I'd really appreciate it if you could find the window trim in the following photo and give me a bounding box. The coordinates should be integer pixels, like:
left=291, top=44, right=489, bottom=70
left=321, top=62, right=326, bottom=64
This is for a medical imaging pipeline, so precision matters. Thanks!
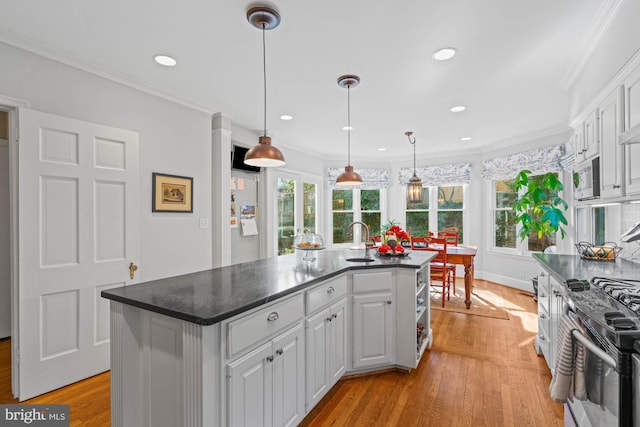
left=404, top=184, right=467, bottom=242
left=329, top=188, right=387, bottom=248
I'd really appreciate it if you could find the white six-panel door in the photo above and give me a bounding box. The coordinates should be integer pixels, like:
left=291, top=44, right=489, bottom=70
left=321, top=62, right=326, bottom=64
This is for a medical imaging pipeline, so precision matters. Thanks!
left=17, top=108, right=139, bottom=400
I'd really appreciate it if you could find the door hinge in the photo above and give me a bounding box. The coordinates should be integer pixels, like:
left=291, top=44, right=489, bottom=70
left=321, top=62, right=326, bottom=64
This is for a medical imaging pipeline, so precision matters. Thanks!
left=15, top=126, right=19, bottom=142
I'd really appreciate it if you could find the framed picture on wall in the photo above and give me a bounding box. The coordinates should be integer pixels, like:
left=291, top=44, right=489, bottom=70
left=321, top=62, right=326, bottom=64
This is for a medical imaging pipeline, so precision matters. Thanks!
left=152, top=173, right=193, bottom=212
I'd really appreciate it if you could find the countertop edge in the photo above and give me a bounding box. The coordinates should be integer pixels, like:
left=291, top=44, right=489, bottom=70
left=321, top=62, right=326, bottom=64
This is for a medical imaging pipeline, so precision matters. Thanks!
left=102, top=257, right=432, bottom=326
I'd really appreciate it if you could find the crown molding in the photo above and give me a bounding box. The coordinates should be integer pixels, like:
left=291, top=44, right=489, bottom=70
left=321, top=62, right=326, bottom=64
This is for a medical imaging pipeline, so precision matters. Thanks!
left=559, top=0, right=626, bottom=89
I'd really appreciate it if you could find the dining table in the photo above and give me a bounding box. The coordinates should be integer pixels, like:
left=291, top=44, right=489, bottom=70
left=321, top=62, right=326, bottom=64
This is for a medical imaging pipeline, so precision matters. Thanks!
left=441, top=245, right=478, bottom=309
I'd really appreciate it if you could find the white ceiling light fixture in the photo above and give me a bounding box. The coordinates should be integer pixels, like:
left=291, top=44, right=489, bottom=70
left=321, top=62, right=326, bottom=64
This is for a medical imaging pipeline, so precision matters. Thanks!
left=432, top=47, right=457, bottom=61
left=153, top=54, right=177, bottom=67
left=405, top=131, right=423, bottom=204
left=335, top=75, right=362, bottom=186
left=450, top=105, right=466, bottom=112
left=342, top=125, right=354, bottom=131
left=244, top=5, right=286, bottom=168
left=279, top=114, right=293, bottom=120
left=377, top=147, right=387, bottom=152
left=461, top=137, right=472, bottom=141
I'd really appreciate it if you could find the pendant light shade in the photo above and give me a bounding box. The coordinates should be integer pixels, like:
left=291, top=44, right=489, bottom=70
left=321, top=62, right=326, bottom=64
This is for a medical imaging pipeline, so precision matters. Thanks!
left=244, top=5, right=286, bottom=168
left=405, top=131, right=423, bottom=203
left=336, top=75, right=362, bottom=185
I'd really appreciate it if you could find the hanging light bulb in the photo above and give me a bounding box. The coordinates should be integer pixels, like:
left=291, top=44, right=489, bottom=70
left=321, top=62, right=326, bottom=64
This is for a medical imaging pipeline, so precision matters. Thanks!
left=336, top=75, right=362, bottom=185
left=406, top=131, right=423, bottom=203
left=244, top=5, right=286, bottom=167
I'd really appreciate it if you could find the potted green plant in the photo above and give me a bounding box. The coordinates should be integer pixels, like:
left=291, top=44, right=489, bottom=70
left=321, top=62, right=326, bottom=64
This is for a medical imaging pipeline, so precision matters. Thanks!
left=512, top=170, right=569, bottom=251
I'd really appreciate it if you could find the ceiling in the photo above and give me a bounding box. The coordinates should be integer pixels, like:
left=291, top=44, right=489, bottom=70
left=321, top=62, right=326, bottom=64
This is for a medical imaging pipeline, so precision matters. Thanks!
left=0, top=0, right=608, bottom=161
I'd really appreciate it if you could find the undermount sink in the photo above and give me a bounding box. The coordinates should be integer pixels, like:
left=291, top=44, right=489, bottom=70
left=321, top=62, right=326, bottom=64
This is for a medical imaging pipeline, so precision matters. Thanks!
left=345, top=257, right=375, bottom=262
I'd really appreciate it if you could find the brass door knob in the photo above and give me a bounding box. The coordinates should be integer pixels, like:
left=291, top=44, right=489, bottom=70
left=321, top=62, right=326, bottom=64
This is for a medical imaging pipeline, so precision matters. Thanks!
left=129, top=262, right=138, bottom=279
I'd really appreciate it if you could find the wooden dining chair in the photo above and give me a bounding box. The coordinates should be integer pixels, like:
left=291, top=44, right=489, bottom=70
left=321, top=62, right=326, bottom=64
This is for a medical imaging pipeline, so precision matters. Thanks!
left=411, top=236, right=455, bottom=307
left=438, top=228, right=459, bottom=286
left=410, top=235, right=430, bottom=250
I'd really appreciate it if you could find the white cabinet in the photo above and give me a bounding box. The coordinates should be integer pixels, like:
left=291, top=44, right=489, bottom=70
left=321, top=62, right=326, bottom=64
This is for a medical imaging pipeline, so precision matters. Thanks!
left=351, top=271, right=395, bottom=370
left=535, top=269, right=565, bottom=375
left=305, top=298, right=346, bottom=411
left=599, top=87, right=624, bottom=199
left=623, top=65, right=640, bottom=196
left=575, top=110, right=599, bottom=165
left=227, top=323, right=305, bottom=427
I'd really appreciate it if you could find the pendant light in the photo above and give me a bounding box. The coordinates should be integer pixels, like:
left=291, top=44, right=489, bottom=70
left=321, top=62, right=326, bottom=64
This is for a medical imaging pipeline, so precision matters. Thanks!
left=336, top=75, right=362, bottom=185
left=405, top=131, right=423, bottom=203
left=244, top=5, right=286, bottom=167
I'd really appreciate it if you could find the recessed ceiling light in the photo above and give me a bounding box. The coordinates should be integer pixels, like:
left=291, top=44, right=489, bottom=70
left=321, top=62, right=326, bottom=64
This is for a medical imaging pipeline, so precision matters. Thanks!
left=450, top=105, right=466, bottom=113
left=461, top=137, right=472, bottom=141
left=432, top=48, right=457, bottom=61
left=342, top=125, right=354, bottom=131
left=280, top=114, right=293, bottom=120
left=377, top=148, right=387, bottom=151
left=153, top=55, right=177, bottom=67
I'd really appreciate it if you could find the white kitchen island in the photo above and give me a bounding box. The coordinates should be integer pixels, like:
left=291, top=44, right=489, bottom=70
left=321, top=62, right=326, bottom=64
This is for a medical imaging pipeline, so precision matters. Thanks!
left=102, top=249, right=434, bottom=427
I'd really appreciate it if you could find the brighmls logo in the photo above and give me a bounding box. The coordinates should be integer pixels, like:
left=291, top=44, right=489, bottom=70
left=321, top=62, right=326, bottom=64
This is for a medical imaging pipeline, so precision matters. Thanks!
left=0, top=405, right=69, bottom=426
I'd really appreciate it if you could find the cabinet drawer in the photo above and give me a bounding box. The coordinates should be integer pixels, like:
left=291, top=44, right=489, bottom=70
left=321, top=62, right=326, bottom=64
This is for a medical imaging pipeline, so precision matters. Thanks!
left=306, top=275, right=347, bottom=314
left=352, top=271, right=393, bottom=293
left=227, top=294, right=304, bottom=358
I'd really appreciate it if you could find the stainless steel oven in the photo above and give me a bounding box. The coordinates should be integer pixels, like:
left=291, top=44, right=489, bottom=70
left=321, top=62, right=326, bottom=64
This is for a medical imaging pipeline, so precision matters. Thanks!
left=565, top=309, right=626, bottom=427
left=562, top=277, right=640, bottom=427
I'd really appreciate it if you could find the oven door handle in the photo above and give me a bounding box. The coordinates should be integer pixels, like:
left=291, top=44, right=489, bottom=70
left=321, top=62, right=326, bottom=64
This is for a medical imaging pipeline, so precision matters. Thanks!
left=571, top=330, right=617, bottom=369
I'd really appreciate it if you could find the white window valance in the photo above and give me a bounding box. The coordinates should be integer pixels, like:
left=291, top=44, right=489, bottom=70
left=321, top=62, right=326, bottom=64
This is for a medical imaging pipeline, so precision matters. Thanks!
left=327, top=168, right=390, bottom=189
left=481, top=145, right=564, bottom=181
left=398, top=163, right=471, bottom=187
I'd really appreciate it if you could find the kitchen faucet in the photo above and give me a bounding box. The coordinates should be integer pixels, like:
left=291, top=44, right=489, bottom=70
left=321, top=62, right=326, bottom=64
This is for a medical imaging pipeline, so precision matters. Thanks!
left=347, top=221, right=373, bottom=259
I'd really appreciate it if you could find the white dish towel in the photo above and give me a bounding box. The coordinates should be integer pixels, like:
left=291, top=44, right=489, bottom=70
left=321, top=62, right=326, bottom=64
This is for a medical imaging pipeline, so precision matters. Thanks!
left=549, top=315, right=586, bottom=402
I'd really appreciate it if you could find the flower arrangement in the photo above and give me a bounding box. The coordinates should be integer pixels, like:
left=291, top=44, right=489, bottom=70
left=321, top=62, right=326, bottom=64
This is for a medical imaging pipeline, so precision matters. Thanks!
left=378, top=220, right=409, bottom=255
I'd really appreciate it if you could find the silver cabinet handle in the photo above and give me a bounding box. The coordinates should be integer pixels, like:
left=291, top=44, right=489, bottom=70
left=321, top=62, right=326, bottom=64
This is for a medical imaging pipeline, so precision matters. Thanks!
left=539, top=313, right=547, bottom=320
left=332, top=313, right=338, bottom=319
left=266, top=355, right=274, bottom=362
left=539, top=272, right=546, bottom=276
left=267, top=312, right=279, bottom=321
left=326, top=317, right=332, bottom=322
left=327, top=286, right=335, bottom=294
left=386, top=300, right=392, bottom=305
left=275, top=348, right=283, bottom=356
left=539, top=335, right=546, bottom=341
left=613, top=185, right=621, bottom=189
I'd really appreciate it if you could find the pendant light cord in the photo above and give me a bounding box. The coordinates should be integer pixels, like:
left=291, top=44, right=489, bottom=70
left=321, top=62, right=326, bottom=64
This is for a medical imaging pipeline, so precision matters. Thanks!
left=413, top=137, right=416, bottom=174
left=347, top=84, right=351, bottom=165
left=262, top=23, right=267, bottom=138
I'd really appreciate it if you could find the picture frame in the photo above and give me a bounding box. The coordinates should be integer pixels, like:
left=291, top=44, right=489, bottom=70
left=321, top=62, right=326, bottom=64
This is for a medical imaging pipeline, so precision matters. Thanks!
left=152, top=172, right=193, bottom=213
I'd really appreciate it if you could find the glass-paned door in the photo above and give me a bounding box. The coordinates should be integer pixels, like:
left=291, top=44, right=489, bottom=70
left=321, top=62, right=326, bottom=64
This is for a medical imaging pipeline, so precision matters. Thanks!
left=276, top=173, right=321, bottom=256
left=277, top=177, right=296, bottom=255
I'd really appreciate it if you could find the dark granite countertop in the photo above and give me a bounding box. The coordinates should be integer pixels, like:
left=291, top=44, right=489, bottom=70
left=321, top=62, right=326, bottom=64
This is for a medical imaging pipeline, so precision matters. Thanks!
left=533, top=253, right=640, bottom=283
left=102, top=249, right=435, bottom=326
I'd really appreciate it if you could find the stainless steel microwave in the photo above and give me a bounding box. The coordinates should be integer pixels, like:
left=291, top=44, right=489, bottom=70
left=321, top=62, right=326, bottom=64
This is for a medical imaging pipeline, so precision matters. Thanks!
left=573, top=157, right=600, bottom=200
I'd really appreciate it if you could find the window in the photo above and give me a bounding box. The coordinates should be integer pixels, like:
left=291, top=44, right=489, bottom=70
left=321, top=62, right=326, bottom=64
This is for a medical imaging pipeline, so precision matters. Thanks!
left=405, top=191, right=429, bottom=236
left=405, top=185, right=465, bottom=241
left=277, top=177, right=296, bottom=255
left=360, top=189, right=381, bottom=239
left=494, top=179, right=517, bottom=249
left=593, top=207, right=605, bottom=245
left=491, top=173, right=561, bottom=253
left=437, top=185, right=464, bottom=242
left=332, top=189, right=353, bottom=244
left=331, top=188, right=384, bottom=245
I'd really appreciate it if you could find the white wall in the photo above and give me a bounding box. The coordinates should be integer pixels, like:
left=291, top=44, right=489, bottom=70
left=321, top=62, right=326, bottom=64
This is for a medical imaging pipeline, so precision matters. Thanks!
left=0, top=42, right=213, bottom=282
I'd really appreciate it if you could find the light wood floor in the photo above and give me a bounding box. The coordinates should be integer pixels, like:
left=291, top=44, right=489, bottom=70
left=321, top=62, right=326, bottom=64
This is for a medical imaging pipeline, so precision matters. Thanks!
left=0, top=279, right=563, bottom=426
